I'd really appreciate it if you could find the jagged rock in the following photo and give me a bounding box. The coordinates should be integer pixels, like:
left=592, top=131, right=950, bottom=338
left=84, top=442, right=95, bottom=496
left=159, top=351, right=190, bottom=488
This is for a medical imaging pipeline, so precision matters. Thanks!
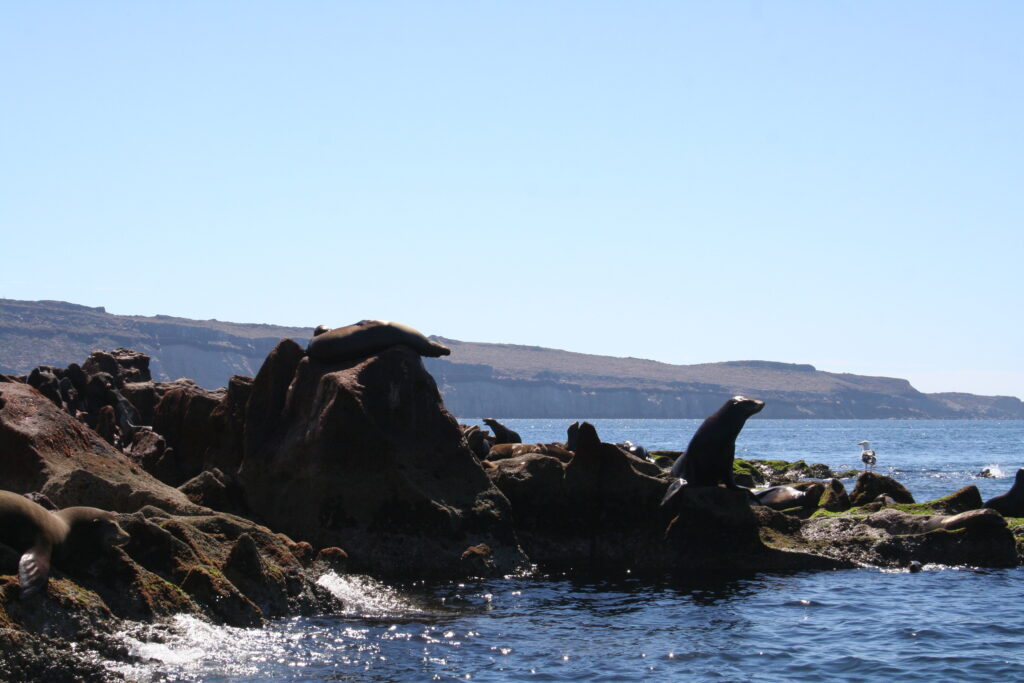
left=26, top=366, right=63, bottom=408
left=238, top=344, right=527, bottom=579
left=243, top=339, right=304, bottom=463
left=121, top=380, right=161, bottom=426
left=82, top=348, right=151, bottom=387
left=178, top=468, right=248, bottom=514
left=152, top=384, right=226, bottom=486
left=206, top=375, right=251, bottom=473
left=849, top=471, right=915, bottom=507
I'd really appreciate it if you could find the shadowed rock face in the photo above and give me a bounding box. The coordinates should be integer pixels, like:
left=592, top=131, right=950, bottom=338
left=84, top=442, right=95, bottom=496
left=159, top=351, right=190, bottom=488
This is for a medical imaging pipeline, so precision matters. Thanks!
left=238, top=342, right=526, bottom=578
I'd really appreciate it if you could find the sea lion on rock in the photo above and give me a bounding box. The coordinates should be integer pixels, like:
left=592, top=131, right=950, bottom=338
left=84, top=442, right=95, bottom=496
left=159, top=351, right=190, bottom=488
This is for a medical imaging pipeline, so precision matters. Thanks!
left=752, top=485, right=807, bottom=510
left=306, top=320, right=450, bottom=363
left=984, top=468, right=1024, bottom=517
left=0, top=490, right=130, bottom=598
left=565, top=421, right=580, bottom=452
left=482, top=418, right=522, bottom=444
left=672, top=396, right=764, bottom=487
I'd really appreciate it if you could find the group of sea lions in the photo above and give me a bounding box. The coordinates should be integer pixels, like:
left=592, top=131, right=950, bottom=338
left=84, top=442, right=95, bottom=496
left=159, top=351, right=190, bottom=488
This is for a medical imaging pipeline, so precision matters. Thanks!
left=6, top=320, right=1024, bottom=602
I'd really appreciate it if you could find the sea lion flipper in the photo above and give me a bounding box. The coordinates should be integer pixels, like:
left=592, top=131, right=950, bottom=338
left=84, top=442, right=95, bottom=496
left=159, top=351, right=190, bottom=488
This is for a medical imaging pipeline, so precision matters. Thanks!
left=18, top=543, right=52, bottom=599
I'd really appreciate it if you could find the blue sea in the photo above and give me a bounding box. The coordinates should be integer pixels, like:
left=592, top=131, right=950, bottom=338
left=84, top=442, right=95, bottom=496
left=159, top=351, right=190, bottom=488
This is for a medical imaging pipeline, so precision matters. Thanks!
left=106, top=420, right=1024, bottom=682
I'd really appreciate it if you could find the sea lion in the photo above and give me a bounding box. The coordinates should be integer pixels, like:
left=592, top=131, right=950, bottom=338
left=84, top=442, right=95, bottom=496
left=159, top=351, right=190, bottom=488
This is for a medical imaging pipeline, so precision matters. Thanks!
left=0, top=491, right=130, bottom=598
left=486, top=442, right=574, bottom=463
left=984, top=468, right=1024, bottom=517
left=671, top=396, right=765, bottom=488
left=662, top=396, right=764, bottom=506
left=565, top=421, right=580, bottom=452
left=752, top=485, right=807, bottom=509
left=461, top=425, right=493, bottom=459
left=482, top=418, right=521, bottom=444
left=306, top=320, right=450, bottom=363
left=616, top=441, right=651, bottom=461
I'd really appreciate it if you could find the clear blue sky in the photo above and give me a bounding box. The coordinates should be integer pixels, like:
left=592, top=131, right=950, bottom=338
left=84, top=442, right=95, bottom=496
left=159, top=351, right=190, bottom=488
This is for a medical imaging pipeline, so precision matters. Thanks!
left=2, top=2, right=1022, bottom=399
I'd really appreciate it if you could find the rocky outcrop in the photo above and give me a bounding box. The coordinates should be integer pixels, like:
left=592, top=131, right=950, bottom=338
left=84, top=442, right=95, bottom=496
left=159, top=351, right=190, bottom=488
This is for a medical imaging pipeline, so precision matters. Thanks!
left=0, top=376, right=346, bottom=679
left=800, top=507, right=1017, bottom=568
left=238, top=342, right=527, bottom=578
left=0, top=381, right=200, bottom=514
left=486, top=422, right=847, bottom=573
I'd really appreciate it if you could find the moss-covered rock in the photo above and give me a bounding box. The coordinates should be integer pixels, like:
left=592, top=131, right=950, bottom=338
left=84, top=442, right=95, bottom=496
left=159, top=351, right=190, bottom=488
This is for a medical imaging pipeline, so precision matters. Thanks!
left=817, top=478, right=851, bottom=512
left=849, top=472, right=915, bottom=507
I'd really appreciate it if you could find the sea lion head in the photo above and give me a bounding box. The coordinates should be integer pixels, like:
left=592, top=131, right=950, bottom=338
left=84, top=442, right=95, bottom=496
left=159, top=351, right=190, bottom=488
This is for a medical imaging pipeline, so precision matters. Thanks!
left=729, top=396, right=765, bottom=417
left=313, top=325, right=331, bottom=337
left=57, top=507, right=130, bottom=551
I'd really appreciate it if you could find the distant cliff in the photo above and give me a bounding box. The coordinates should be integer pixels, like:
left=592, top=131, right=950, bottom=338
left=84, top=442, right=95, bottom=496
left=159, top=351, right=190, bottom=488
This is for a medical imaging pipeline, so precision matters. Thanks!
left=2, top=298, right=1022, bottom=419
left=0, top=299, right=311, bottom=390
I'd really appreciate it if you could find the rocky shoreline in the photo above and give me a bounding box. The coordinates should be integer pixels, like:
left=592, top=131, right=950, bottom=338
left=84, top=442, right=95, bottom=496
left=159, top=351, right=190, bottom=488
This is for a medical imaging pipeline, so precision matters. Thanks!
left=2, top=341, right=1022, bottom=681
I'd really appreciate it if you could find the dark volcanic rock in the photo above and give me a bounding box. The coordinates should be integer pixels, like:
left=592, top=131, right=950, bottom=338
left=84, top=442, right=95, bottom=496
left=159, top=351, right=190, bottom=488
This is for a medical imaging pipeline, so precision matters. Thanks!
left=923, top=486, right=984, bottom=515
left=0, top=382, right=200, bottom=514
left=486, top=422, right=845, bottom=573
left=849, top=472, right=915, bottom=507
left=178, top=468, right=248, bottom=514
left=152, top=384, right=226, bottom=486
left=83, top=348, right=152, bottom=386
left=238, top=344, right=527, bottom=578
left=801, top=506, right=1017, bottom=568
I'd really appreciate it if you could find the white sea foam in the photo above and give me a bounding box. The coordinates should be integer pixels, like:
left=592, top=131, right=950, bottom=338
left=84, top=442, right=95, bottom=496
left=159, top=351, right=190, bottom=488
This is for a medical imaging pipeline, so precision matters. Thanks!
left=103, top=615, right=298, bottom=681
left=979, top=464, right=1008, bottom=478
left=316, top=571, right=429, bottom=619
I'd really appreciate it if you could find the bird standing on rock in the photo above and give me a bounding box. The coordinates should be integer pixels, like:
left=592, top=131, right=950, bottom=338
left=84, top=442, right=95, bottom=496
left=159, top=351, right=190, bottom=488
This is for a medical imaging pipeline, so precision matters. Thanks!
left=858, top=441, right=877, bottom=471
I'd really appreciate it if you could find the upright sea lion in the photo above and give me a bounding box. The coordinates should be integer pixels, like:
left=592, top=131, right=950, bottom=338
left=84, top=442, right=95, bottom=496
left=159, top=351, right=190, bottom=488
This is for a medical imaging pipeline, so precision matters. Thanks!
left=306, top=320, right=451, bottom=363
left=671, top=396, right=764, bottom=488
left=984, top=468, right=1024, bottom=517
left=0, top=491, right=130, bottom=598
left=565, top=421, right=580, bottom=452
left=662, top=396, right=765, bottom=507
left=482, top=418, right=521, bottom=444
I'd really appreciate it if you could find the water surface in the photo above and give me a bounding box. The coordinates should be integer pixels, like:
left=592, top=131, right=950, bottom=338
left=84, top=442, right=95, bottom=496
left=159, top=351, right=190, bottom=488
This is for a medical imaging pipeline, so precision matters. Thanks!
left=105, top=420, right=1024, bottom=682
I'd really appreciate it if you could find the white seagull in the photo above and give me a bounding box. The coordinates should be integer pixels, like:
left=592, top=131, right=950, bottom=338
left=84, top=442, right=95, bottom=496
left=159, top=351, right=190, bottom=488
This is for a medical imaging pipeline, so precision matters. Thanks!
left=858, top=441, right=877, bottom=471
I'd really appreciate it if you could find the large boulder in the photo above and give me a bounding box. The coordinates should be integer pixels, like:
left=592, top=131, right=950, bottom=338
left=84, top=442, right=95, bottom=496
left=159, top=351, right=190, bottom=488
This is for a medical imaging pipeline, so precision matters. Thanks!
left=0, top=382, right=201, bottom=514
left=238, top=343, right=527, bottom=578
left=849, top=471, right=915, bottom=507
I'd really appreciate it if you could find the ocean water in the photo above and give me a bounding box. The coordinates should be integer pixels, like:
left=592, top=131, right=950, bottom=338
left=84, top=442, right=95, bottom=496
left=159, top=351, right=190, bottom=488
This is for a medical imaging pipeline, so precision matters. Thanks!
left=104, top=420, right=1024, bottom=682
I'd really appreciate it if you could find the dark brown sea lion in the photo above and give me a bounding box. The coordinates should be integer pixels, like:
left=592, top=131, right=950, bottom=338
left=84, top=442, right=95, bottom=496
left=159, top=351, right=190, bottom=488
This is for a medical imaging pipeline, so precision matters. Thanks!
left=984, top=468, right=1024, bottom=517
left=306, top=320, right=450, bottom=363
left=486, top=442, right=574, bottom=463
left=752, top=485, right=807, bottom=509
left=662, top=396, right=765, bottom=506
left=565, top=421, right=580, bottom=452
left=482, top=418, right=521, bottom=444
left=0, top=490, right=130, bottom=598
